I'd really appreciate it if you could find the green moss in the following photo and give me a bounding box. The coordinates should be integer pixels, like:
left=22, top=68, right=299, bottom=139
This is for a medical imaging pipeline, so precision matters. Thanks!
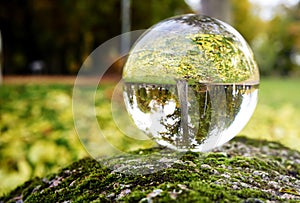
left=1, top=136, right=300, bottom=202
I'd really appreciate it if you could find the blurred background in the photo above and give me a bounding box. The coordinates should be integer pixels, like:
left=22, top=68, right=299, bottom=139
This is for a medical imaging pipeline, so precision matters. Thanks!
left=0, top=0, right=300, bottom=195
left=1, top=0, right=300, bottom=76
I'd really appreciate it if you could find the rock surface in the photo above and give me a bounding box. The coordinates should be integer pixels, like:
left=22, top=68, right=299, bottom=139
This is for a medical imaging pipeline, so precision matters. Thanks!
left=1, top=136, right=300, bottom=202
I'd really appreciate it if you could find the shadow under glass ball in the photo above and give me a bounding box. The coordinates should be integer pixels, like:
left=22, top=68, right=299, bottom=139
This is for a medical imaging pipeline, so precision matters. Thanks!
left=122, top=14, right=259, bottom=152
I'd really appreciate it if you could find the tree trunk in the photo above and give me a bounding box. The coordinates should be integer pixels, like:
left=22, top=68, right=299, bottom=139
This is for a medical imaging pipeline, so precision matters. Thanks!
left=200, top=0, right=232, bottom=23
left=0, top=31, right=2, bottom=85
left=185, top=0, right=232, bottom=23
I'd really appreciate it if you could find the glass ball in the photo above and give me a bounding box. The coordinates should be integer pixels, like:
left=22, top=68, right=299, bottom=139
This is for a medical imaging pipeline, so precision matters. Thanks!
left=122, top=14, right=259, bottom=152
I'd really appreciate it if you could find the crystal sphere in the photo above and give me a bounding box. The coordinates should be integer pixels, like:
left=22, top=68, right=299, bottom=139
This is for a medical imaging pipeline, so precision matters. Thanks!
left=122, top=14, right=259, bottom=152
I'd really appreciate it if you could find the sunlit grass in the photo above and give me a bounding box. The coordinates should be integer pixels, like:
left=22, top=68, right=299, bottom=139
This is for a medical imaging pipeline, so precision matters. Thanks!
left=240, top=77, right=300, bottom=151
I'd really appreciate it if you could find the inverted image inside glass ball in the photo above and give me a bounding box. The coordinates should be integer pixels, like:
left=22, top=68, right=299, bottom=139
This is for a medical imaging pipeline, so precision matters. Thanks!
left=122, top=14, right=259, bottom=152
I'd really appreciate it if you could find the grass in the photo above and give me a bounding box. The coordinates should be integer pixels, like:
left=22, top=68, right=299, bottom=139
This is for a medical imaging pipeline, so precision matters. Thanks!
left=0, top=77, right=299, bottom=195
left=259, top=78, right=300, bottom=108
left=240, top=77, right=300, bottom=150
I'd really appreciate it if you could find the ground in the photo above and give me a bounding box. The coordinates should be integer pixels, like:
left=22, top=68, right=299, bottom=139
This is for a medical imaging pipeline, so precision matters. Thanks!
left=0, top=136, right=299, bottom=203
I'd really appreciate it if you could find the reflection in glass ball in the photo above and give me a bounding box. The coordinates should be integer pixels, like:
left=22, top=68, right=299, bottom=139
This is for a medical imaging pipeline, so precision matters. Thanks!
left=122, top=14, right=259, bottom=152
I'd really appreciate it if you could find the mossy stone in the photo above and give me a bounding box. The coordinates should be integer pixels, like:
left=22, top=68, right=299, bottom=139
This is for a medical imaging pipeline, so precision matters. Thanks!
left=1, top=136, right=300, bottom=202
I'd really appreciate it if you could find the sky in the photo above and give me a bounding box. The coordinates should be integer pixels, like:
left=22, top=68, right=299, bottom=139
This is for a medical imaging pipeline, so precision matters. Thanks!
left=249, top=0, right=299, bottom=21
left=185, top=0, right=299, bottom=21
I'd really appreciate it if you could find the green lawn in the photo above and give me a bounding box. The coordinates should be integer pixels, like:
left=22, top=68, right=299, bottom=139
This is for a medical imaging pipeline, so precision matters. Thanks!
left=0, top=77, right=299, bottom=195
left=240, top=78, right=300, bottom=151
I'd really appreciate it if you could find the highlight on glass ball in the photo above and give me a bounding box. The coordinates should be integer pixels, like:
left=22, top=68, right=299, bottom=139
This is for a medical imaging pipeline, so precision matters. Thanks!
left=122, top=14, right=259, bottom=152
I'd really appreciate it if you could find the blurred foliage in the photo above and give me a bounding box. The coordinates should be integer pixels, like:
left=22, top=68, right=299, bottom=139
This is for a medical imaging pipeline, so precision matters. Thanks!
left=232, top=0, right=300, bottom=76
left=0, top=85, right=85, bottom=194
left=1, top=0, right=300, bottom=76
left=0, top=0, right=190, bottom=74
